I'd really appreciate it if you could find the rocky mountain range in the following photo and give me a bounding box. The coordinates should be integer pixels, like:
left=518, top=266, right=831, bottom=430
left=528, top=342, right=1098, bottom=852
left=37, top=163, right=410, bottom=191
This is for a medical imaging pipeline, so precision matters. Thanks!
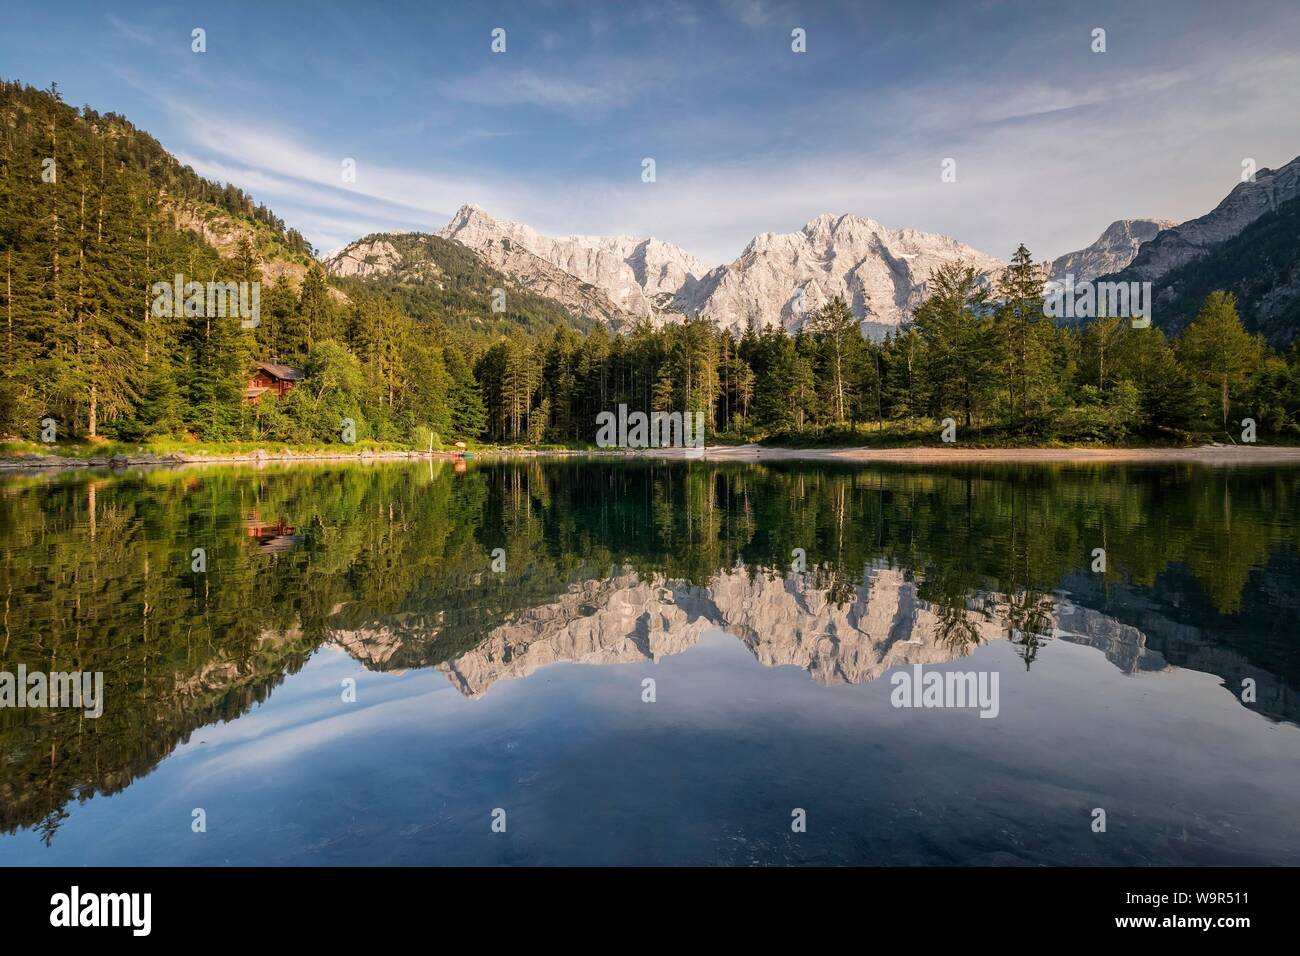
left=324, top=151, right=1300, bottom=342
left=1085, top=154, right=1300, bottom=345
left=330, top=205, right=1008, bottom=338
left=323, top=565, right=1149, bottom=695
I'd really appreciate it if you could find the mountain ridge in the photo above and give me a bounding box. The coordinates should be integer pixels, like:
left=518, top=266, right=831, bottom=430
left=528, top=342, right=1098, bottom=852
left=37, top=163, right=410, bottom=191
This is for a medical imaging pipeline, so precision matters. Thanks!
left=329, top=153, right=1300, bottom=343
left=682, top=212, right=1005, bottom=337
left=1048, top=218, right=1177, bottom=284
left=1120, top=156, right=1300, bottom=283
left=1119, top=194, right=1300, bottom=345
left=415, top=204, right=1007, bottom=337
left=436, top=203, right=706, bottom=325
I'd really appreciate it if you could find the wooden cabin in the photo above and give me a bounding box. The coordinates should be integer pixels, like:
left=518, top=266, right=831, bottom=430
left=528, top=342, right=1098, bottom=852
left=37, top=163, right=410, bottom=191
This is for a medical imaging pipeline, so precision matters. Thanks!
left=245, top=362, right=305, bottom=403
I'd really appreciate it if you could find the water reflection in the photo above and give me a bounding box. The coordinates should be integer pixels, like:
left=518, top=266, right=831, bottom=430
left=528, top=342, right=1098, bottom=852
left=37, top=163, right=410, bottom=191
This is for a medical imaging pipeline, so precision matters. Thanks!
left=420, top=567, right=1091, bottom=696
left=0, top=458, right=1297, bottom=847
left=246, top=513, right=303, bottom=554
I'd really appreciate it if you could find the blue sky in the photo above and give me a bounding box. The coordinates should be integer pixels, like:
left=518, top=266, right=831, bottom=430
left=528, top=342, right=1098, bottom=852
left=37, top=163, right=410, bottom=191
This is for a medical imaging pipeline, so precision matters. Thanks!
left=2, top=0, right=1298, bottom=264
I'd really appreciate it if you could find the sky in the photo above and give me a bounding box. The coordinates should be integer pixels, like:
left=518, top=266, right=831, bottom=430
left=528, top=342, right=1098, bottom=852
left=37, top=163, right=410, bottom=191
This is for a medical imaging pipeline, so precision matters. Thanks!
left=2, top=0, right=1298, bottom=265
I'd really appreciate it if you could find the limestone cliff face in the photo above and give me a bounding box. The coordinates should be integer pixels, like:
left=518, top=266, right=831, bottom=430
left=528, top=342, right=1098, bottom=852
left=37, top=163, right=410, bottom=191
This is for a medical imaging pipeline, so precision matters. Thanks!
left=703, top=566, right=989, bottom=683
left=431, top=205, right=1002, bottom=337
left=435, top=574, right=714, bottom=697
left=326, top=620, right=426, bottom=672
left=172, top=206, right=348, bottom=302
left=460, top=228, right=632, bottom=325
left=1048, top=219, right=1176, bottom=284
left=436, top=204, right=705, bottom=325
left=681, top=214, right=1004, bottom=338
left=1052, top=600, right=1167, bottom=674
left=322, top=237, right=405, bottom=279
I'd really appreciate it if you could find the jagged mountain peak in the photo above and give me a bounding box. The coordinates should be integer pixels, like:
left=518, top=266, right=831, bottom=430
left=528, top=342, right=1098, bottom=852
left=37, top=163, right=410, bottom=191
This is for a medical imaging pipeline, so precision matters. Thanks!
left=1099, top=217, right=1177, bottom=239
left=687, top=213, right=1003, bottom=337
left=325, top=194, right=1025, bottom=337
left=1049, top=218, right=1177, bottom=283
left=430, top=205, right=1007, bottom=336
left=448, top=200, right=488, bottom=218
left=439, top=203, right=534, bottom=245
left=802, top=211, right=885, bottom=234
left=437, top=204, right=707, bottom=324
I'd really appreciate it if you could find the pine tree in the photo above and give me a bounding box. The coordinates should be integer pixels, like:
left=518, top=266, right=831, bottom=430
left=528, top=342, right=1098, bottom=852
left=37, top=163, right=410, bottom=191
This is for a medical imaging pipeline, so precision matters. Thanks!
left=996, top=244, right=1054, bottom=430
left=808, top=296, right=859, bottom=422
left=129, top=355, right=182, bottom=438
left=296, top=264, right=334, bottom=353
left=914, top=261, right=997, bottom=430
left=446, top=344, right=486, bottom=439
left=233, top=235, right=259, bottom=284
left=1178, top=291, right=1263, bottom=429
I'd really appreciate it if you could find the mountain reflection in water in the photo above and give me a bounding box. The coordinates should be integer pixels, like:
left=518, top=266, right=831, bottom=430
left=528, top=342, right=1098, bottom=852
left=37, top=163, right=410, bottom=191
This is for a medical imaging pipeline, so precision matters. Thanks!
left=0, top=458, right=1297, bottom=863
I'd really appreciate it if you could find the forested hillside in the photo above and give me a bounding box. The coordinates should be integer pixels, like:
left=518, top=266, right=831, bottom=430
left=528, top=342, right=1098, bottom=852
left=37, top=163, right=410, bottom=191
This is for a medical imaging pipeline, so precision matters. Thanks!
left=330, top=231, right=595, bottom=336
left=0, top=80, right=488, bottom=445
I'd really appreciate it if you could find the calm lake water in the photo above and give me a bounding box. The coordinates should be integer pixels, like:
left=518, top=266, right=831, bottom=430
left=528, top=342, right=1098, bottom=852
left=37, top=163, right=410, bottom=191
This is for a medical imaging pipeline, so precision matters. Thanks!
left=1, top=458, right=1298, bottom=866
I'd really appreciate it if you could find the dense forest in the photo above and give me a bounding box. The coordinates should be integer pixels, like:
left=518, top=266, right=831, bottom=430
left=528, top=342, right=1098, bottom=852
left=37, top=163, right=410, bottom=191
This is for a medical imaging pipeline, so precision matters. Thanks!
left=4, top=80, right=1300, bottom=449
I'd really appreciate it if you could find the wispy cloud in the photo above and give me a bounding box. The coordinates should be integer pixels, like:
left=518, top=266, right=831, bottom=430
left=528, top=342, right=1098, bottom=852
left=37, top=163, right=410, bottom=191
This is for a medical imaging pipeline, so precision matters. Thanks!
left=436, top=53, right=672, bottom=116
left=104, top=14, right=156, bottom=47
left=439, top=70, right=623, bottom=111
left=47, top=0, right=1298, bottom=266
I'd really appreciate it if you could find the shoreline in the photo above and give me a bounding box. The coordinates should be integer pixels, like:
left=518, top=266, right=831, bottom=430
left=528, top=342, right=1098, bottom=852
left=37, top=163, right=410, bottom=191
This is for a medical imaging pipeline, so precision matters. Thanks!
left=0, top=448, right=446, bottom=471
left=4, top=442, right=1300, bottom=471
left=0, top=445, right=623, bottom=472
left=678, top=443, right=1300, bottom=465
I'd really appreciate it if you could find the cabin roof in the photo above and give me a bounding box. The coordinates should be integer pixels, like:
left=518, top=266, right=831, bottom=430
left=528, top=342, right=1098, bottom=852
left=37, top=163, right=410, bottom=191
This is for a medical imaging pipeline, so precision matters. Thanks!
left=256, top=362, right=306, bottom=382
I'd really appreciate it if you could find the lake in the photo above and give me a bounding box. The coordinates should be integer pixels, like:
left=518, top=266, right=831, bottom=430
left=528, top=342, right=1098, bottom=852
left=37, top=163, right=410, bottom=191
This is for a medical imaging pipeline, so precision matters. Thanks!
left=1, top=458, right=1298, bottom=865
